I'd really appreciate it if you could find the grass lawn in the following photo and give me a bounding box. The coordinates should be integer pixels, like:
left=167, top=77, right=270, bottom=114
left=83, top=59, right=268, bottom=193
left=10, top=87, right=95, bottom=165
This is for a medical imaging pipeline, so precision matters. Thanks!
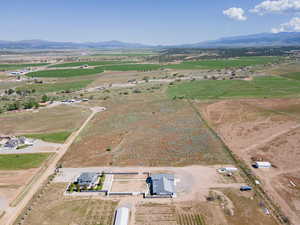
left=48, top=61, right=131, bottom=68
left=0, top=63, right=49, bottom=71
left=164, top=56, right=281, bottom=70
left=26, top=67, right=103, bottom=78
left=16, top=80, right=92, bottom=94
left=100, top=64, right=161, bottom=71
left=167, top=76, right=300, bottom=99
left=24, top=131, right=72, bottom=143
left=0, top=153, right=50, bottom=170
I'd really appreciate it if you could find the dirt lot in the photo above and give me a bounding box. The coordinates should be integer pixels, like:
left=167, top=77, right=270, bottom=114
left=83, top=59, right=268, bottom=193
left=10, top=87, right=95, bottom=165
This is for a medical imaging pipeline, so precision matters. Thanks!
left=0, top=105, right=91, bottom=135
left=60, top=95, right=232, bottom=167
left=0, top=169, right=38, bottom=208
left=198, top=98, right=300, bottom=225
left=15, top=183, right=118, bottom=225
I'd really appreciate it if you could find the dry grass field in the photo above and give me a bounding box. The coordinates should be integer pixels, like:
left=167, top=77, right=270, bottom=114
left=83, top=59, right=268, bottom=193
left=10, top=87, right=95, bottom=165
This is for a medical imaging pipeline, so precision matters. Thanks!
left=198, top=98, right=300, bottom=224
left=0, top=169, right=38, bottom=205
left=16, top=183, right=118, bottom=225
left=61, top=94, right=232, bottom=167
left=0, top=105, right=91, bottom=135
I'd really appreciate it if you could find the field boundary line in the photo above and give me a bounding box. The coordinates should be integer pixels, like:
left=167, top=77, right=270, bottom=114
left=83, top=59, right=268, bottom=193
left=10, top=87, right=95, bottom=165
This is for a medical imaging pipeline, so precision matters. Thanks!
left=187, top=99, right=291, bottom=225
left=9, top=153, right=55, bottom=207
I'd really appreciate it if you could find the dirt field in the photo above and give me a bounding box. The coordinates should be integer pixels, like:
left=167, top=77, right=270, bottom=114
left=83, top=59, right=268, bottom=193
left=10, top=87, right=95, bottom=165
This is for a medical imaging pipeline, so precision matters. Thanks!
left=16, top=183, right=118, bottom=225
left=198, top=98, right=300, bottom=225
left=0, top=169, right=38, bottom=208
left=0, top=105, right=91, bottom=135
left=61, top=95, right=232, bottom=167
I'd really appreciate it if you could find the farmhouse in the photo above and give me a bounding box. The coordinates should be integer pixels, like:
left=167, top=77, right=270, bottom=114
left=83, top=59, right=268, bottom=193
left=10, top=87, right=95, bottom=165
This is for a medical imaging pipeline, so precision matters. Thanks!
left=150, top=174, right=176, bottom=198
left=77, top=172, right=99, bottom=189
left=3, top=136, right=34, bottom=149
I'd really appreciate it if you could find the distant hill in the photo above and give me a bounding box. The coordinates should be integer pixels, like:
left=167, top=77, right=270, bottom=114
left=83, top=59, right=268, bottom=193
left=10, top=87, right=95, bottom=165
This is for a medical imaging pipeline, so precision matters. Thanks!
left=180, top=32, right=300, bottom=48
left=1, top=32, right=300, bottom=49
left=0, top=40, right=151, bottom=49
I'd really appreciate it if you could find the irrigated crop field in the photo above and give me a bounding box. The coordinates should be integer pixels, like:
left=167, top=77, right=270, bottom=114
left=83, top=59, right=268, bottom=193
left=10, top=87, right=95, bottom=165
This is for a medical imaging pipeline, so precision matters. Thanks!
left=61, top=94, right=232, bottom=167
left=0, top=154, right=51, bottom=170
left=168, top=76, right=300, bottom=99
left=15, top=183, right=118, bottom=225
left=164, top=56, right=280, bottom=70
left=0, top=63, right=49, bottom=71
left=48, top=60, right=132, bottom=68
left=0, top=105, right=91, bottom=135
left=26, top=68, right=104, bottom=78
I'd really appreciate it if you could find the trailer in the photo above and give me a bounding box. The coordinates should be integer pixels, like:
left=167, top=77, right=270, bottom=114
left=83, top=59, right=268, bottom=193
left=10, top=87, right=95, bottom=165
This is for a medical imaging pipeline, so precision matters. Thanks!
left=254, top=161, right=271, bottom=169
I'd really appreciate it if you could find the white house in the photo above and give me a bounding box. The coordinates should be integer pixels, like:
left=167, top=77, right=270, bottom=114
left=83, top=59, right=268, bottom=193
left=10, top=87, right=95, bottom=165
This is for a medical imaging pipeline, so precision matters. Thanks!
left=255, top=161, right=271, bottom=168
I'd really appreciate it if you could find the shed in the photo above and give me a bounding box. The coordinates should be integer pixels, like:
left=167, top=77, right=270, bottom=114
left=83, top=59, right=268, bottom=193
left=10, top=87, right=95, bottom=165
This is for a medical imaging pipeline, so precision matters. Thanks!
left=255, top=162, right=271, bottom=168
left=114, top=207, right=129, bottom=225
left=218, top=167, right=238, bottom=173
left=150, top=174, right=176, bottom=197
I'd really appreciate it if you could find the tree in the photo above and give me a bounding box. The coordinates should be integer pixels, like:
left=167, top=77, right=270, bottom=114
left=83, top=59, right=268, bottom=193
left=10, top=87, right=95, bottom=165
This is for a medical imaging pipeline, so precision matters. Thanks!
left=6, top=101, right=21, bottom=111
left=41, top=95, right=49, bottom=103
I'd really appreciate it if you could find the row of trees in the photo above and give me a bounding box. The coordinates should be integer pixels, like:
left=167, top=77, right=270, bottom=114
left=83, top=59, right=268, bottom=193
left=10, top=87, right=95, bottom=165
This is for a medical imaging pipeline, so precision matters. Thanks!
left=2, top=94, right=50, bottom=112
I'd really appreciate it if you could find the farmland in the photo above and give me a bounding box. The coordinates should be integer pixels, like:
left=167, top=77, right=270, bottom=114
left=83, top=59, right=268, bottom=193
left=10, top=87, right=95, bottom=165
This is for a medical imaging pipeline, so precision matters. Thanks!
left=24, top=131, right=72, bottom=143
left=101, top=63, right=161, bottom=71
left=16, top=79, right=92, bottom=93
left=198, top=98, right=300, bottom=225
left=0, top=63, right=49, bottom=71
left=167, top=76, right=300, bottom=99
left=0, top=105, right=91, bottom=135
left=26, top=67, right=104, bottom=78
left=48, top=60, right=131, bottom=68
left=164, top=56, right=281, bottom=70
left=0, top=153, right=50, bottom=170
left=15, top=183, right=118, bottom=225
left=61, top=95, right=232, bottom=167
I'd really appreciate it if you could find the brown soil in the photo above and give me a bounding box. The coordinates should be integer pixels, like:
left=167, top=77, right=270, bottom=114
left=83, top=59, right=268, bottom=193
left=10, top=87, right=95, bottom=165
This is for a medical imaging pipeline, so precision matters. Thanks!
left=0, top=169, right=38, bottom=204
left=198, top=98, right=300, bottom=225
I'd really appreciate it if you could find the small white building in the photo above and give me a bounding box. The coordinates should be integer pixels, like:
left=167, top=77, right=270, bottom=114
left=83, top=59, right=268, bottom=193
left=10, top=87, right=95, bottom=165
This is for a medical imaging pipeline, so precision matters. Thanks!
left=218, top=167, right=238, bottom=173
left=114, top=207, right=129, bottom=225
left=255, top=161, right=271, bottom=168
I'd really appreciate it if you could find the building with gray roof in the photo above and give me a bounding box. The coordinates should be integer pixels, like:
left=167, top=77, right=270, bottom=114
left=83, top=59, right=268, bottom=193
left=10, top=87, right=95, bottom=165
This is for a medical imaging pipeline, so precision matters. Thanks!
left=77, top=172, right=99, bottom=189
left=149, top=174, right=176, bottom=198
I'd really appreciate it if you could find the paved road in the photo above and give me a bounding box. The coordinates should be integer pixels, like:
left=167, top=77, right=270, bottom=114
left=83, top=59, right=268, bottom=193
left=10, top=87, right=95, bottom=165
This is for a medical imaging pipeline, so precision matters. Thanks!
left=0, top=107, right=101, bottom=225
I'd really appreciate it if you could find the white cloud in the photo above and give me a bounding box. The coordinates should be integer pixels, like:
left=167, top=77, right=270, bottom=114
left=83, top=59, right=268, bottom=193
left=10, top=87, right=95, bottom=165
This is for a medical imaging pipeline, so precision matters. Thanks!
left=223, top=7, right=247, bottom=21
left=251, top=0, right=300, bottom=15
left=271, top=17, right=300, bottom=32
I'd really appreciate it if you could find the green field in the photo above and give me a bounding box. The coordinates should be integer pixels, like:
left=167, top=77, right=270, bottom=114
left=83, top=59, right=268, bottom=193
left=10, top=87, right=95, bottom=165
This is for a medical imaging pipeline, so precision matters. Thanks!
left=0, top=153, right=50, bottom=170
left=281, top=72, right=300, bottom=81
left=24, top=131, right=72, bottom=143
left=0, top=63, right=49, bottom=71
left=48, top=61, right=131, bottom=68
left=167, top=76, right=300, bottom=99
left=26, top=67, right=103, bottom=78
left=101, top=64, right=161, bottom=71
left=17, top=80, right=92, bottom=94
left=164, top=57, right=280, bottom=70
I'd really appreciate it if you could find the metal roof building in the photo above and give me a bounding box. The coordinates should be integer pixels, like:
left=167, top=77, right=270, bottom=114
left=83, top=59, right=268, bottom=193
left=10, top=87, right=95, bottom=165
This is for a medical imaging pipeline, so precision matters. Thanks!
left=77, top=172, right=99, bottom=188
left=114, top=207, right=130, bottom=225
left=150, top=174, right=175, bottom=197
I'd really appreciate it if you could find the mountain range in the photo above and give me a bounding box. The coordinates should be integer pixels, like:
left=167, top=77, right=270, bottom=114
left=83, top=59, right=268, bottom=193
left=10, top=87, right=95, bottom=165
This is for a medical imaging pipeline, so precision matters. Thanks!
left=1, top=32, right=300, bottom=49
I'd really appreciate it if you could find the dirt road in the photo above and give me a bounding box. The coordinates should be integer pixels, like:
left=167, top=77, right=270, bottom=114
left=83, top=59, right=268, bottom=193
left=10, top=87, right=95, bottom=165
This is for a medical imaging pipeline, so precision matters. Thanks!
left=0, top=107, right=102, bottom=225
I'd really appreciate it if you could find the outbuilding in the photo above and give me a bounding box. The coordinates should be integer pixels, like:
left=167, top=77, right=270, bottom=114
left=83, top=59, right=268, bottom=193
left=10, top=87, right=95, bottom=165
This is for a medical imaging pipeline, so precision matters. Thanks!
left=254, top=161, right=272, bottom=169
left=114, top=207, right=130, bottom=225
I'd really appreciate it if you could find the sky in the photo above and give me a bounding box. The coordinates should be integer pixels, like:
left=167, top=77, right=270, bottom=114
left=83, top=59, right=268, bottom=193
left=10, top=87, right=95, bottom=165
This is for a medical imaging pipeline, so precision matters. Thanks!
left=1, top=0, right=300, bottom=45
